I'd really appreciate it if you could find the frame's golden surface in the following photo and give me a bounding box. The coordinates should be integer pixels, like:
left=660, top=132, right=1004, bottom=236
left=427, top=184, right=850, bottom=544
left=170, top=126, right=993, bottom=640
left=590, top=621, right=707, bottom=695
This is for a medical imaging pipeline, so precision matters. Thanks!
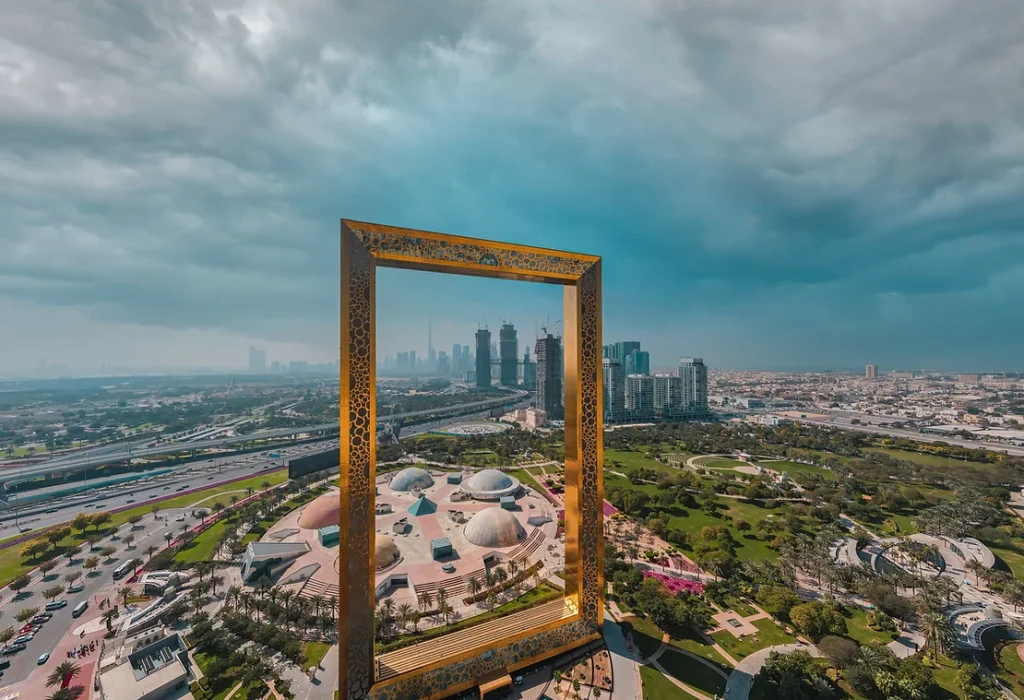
left=340, top=220, right=604, bottom=700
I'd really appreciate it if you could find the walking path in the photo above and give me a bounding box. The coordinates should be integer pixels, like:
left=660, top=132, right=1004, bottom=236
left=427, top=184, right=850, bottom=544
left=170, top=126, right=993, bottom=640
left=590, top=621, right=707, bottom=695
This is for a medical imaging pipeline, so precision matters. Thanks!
left=604, top=618, right=642, bottom=700
left=722, top=643, right=820, bottom=700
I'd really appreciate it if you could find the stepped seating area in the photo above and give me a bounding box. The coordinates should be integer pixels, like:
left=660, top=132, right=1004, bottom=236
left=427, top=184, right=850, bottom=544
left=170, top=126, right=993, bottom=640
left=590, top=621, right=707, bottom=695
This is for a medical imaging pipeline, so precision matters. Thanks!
left=299, top=576, right=339, bottom=601
left=411, top=530, right=547, bottom=599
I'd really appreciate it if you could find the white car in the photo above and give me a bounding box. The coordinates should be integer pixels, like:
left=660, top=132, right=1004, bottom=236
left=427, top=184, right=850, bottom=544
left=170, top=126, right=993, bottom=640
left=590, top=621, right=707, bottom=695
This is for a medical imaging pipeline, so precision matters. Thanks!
left=175, top=514, right=186, bottom=522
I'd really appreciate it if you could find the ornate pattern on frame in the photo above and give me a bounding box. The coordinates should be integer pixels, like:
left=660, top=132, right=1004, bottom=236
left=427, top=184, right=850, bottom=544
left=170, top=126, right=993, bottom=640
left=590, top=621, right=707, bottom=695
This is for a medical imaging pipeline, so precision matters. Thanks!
left=340, top=220, right=602, bottom=700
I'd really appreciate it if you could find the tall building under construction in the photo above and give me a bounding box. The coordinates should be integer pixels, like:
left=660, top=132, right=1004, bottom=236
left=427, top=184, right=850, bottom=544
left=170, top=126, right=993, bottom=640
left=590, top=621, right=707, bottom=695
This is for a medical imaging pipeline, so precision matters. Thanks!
left=499, top=323, right=519, bottom=387
left=535, top=333, right=563, bottom=420
left=475, top=328, right=491, bottom=388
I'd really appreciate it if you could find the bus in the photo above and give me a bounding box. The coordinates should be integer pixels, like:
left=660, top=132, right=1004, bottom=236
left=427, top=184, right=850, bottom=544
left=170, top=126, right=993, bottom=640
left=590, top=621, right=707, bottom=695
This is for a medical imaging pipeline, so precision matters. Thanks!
left=72, top=601, right=88, bottom=618
left=113, top=562, right=132, bottom=580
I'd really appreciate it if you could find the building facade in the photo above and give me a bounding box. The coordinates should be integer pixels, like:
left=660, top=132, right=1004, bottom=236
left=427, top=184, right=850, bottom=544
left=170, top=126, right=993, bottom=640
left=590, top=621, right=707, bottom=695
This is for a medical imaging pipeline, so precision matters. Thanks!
left=522, top=348, right=537, bottom=390
left=624, top=349, right=650, bottom=377
left=602, top=358, right=625, bottom=422
left=475, top=328, right=491, bottom=388
left=866, top=364, right=878, bottom=379
left=499, top=323, right=519, bottom=387
left=535, top=333, right=563, bottom=420
left=678, top=357, right=709, bottom=414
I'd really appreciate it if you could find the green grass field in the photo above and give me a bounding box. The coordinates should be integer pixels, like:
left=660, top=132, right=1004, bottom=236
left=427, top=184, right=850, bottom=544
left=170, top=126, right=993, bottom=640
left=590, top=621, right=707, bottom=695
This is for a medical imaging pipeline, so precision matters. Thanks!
left=667, top=629, right=732, bottom=668
left=0, top=470, right=289, bottom=588
left=710, top=618, right=796, bottom=661
left=761, top=460, right=836, bottom=480
left=991, top=545, right=1024, bottom=580
left=605, top=449, right=675, bottom=476
left=928, top=655, right=963, bottom=700
left=173, top=518, right=236, bottom=565
left=996, top=642, right=1024, bottom=690
left=626, top=614, right=665, bottom=659
left=640, top=665, right=689, bottom=700
left=696, top=457, right=746, bottom=470
left=658, top=648, right=729, bottom=697
left=302, top=641, right=331, bottom=669
left=843, top=607, right=897, bottom=646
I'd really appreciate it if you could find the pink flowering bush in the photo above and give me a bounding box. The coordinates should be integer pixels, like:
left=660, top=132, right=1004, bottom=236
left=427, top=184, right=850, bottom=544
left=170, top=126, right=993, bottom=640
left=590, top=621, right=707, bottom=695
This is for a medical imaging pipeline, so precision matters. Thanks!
left=643, top=570, right=704, bottom=595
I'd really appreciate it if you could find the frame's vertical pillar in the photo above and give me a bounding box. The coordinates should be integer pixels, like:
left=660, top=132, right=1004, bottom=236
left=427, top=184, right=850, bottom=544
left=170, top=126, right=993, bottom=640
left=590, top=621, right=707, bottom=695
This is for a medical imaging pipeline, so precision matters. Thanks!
left=339, top=223, right=376, bottom=700
left=562, top=261, right=604, bottom=627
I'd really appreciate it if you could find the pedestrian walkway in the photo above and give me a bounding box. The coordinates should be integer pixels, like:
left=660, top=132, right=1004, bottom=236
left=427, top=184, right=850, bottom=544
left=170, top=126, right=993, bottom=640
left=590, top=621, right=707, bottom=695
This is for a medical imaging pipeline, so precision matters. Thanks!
left=603, top=619, right=641, bottom=700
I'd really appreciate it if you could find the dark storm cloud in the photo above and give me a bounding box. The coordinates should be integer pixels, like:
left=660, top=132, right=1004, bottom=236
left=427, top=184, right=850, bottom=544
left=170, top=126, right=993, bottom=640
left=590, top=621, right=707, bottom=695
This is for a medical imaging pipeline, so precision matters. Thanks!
left=1, top=0, right=1022, bottom=370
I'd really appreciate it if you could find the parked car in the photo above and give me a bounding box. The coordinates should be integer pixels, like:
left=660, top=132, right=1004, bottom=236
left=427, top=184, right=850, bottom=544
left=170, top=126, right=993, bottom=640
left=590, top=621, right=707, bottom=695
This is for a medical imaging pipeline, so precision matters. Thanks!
left=68, top=583, right=84, bottom=593
left=2, top=644, right=25, bottom=655
left=37, top=652, right=50, bottom=665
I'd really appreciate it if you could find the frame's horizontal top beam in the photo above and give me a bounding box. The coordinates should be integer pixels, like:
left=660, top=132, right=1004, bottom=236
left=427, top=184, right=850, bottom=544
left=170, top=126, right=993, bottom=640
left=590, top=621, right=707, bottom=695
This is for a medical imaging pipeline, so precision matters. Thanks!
left=343, top=219, right=598, bottom=284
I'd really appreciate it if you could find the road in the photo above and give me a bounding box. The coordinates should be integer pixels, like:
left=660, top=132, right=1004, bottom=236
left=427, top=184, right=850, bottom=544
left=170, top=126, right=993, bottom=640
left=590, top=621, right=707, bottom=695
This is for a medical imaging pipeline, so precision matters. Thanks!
left=0, top=443, right=328, bottom=535
left=0, top=507, right=200, bottom=687
left=787, top=410, right=1024, bottom=458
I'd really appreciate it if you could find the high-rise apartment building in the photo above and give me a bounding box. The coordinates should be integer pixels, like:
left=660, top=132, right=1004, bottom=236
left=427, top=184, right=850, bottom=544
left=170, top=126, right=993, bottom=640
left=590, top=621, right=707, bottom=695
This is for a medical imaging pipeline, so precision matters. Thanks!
left=462, top=345, right=470, bottom=373
left=248, top=346, right=266, bottom=374
left=451, top=344, right=462, bottom=377
left=602, top=358, right=625, bottom=422
left=499, top=323, right=518, bottom=387
left=603, top=341, right=641, bottom=364
left=535, top=334, right=563, bottom=420
left=427, top=321, right=436, bottom=373
left=678, top=357, right=709, bottom=414
left=865, top=364, right=878, bottom=379
left=437, top=351, right=450, bottom=377
left=409, top=350, right=417, bottom=373
left=625, top=349, right=650, bottom=377
left=653, top=375, right=682, bottom=413
left=522, top=348, right=537, bottom=390
left=475, top=328, right=491, bottom=388
left=625, top=374, right=655, bottom=416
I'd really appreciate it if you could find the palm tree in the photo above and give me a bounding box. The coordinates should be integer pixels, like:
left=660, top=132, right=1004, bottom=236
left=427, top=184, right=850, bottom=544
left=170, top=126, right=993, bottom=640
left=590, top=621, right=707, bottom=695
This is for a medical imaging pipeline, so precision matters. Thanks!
left=45, top=689, right=84, bottom=700
left=227, top=585, right=241, bottom=609
left=239, top=591, right=252, bottom=616
left=145, top=545, right=157, bottom=561
left=328, top=595, right=339, bottom=619
left=45, top=660, right=81, bottom=688
left=920, top=612, right=955, bottom=655
left=418, top=590, right=433, bottom=613
left=101, top=608, right=119, bottom=633
left=118, top=586, right=134, bottom=609
left=435, top=587, right=448, bottom=610
left=209, top=574, right=224, bottom=597
left=467, top=576, right=482, bottom=598
left=397, top=602, right=415, bottom=632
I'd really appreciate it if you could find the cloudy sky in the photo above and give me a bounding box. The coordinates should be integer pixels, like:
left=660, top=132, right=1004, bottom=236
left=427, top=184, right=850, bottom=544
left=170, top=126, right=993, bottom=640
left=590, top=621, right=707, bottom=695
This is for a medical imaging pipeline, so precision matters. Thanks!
left=2, top=0, right=1023, bottom=376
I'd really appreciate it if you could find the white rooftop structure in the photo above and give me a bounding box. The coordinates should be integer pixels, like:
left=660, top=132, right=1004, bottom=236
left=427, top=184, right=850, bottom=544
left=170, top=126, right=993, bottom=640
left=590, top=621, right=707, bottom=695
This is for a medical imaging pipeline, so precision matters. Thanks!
left=464, top=507, right=526, bottom=548
left=461, top=468, right=520, bottom=500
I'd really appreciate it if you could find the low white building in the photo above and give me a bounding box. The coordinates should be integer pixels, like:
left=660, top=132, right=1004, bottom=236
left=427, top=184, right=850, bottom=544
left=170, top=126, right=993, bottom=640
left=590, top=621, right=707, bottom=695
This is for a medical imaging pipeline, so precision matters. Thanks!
left=98, top=628, right=193, bottom=700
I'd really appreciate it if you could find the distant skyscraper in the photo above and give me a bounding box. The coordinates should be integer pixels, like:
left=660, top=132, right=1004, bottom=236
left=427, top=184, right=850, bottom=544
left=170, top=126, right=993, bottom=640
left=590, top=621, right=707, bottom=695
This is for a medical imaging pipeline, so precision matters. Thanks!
left=678, top=358, right=709, bottom=414
left=409, top=350, right=417, bottom=373
left=522, top=348, right=537, bottom=390
left=499, top=323, right=519, bottom=387
left=603, top=341, right=641, bottom=364
left=475, top=328, right=491, bottom=388
left=654, top=375, right=682, bottom=417
left=866, top=364, right=878, bottom=379
left=535, top=333, right=563, bottom=420
left=625, top=350, right=650, bottom=376
left=462, top=345, right=470, bottom=372
left=602, top=358, right=625, bottom=422
left=437, top=351, right=450, bottom=377
left=451, top=344, right=462, bottom=377
left=248, top=346, right=266, bottom=374
left=427, top=321, right=436, bottom=372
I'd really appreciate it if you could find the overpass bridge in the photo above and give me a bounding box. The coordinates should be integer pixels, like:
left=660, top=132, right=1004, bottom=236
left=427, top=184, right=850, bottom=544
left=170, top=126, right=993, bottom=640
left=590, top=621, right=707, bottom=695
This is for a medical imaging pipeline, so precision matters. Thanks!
left=0, top=390, right=526, bottom=487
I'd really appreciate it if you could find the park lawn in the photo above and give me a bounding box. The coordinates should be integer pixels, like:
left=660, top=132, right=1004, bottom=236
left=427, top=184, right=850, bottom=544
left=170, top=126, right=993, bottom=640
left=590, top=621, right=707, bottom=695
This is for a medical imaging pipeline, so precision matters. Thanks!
left=699, top=457, right=746, bottom=470
left=640, top=664, right=689, bottom=700
left=843, top=607, right=896, bottom=646
left=863, top=447, right=992, bottom=470
left=724, top=597, right=759, bottom=617
left=505, top=468, right=546, bottom=493
left=928, top=655, right=962, bottom=700
left=658, top=648, right=728, bottom=698
left=625, top=614, right=665, bottom=660
left=711, top=618, right=796, bottom=661
left=0, top=470, right=289, bottom=588
left=991, top=545, right=1024, bottom=580
left=996, top=642, right=1024, bottom=690
left=667, top=628, right=733, bottom=669
left=173, top=518, right=236, bottom=565
left=883, top=513, right=919, bottom=536
left=302, top=641, right=331, bottom=669
left=605, top=449, right=674, bottom=477
left=761, top=460, right=835, bottom=480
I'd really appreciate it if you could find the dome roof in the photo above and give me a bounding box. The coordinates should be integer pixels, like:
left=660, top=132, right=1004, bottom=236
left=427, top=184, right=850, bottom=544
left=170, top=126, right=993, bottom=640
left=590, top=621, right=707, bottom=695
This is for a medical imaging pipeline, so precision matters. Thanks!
left=298, top=492, right=339, bottom=530
left=464, top=507, right=526, bottom=548
left=375, top=535, right=400, bottom=570
left=465, top=469, right=513, bottom=493
left=390, top=467, right=434, bottom=492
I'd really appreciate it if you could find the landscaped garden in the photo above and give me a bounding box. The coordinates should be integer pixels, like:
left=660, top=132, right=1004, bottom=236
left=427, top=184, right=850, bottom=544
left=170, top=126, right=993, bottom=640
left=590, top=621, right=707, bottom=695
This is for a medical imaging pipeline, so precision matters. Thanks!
left=711, top=618, right=797, bottom=661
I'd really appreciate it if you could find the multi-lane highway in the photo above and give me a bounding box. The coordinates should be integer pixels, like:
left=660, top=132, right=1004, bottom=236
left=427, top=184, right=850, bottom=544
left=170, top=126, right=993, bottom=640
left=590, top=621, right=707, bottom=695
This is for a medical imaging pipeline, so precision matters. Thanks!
left=6, top=391, right=526, bottom=484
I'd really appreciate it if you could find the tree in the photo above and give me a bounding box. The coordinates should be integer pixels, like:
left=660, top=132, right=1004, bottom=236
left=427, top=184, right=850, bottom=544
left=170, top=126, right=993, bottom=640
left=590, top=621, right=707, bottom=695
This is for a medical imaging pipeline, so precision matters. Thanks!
left=920, top=611, right=955, bottom=655
left=15, top=607, right=40, bottom=623
left=789, top=601, right=847, bottom=642
left=119, top=586, right=134, bottom=609
left=42, top=585, right=65, bottom=601
left=8, top=573, right=32, bottom=595
left=46, top=660, right=81, bottom=688
left=756, top=586, right=801, bottom=622
left=750, top=650, right=837, bottom=700
left=467, top=576, right=481, bottom=597
left=817, top=636, right=860, bottom=669
left=0, top=627, right=15, bottom=644
left=128, top=514, right=144, bottom=529
left=40, top=560, right=58, bottom=576
left=83, top=556, right=100, bottom=574
left=99, top=546, right=116, bottom=559
left=102, top=608, right=119, bottom=632
left=70, top=513, right=91, bottom=533
left=20, top=539, right=49, bottom=560
left=64, top=572, right=81, bottom=588
left=123, top=534, right=135, bottom=549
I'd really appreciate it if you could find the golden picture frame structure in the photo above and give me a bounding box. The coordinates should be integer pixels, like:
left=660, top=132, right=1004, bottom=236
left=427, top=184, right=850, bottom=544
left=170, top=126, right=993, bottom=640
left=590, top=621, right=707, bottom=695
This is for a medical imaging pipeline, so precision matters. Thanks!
left=339, top=220, right=604, bottom=699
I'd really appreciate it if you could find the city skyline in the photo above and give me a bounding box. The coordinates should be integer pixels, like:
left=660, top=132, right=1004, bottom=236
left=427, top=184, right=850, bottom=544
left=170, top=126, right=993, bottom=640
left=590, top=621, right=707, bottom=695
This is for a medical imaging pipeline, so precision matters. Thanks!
left=2, top=4, right=1022, bottom=377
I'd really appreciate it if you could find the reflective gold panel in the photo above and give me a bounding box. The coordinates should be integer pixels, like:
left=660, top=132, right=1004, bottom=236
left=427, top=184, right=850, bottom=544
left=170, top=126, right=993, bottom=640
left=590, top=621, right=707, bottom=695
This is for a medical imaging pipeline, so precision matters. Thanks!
left=340, top=220, right=603, bottom=700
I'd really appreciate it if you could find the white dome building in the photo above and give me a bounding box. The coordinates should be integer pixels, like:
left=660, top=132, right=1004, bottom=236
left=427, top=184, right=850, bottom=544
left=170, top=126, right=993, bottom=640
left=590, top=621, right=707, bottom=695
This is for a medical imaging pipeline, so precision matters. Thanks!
left=462, top=468, right=520, bottom=500
left=464, top=507, right=526, bottom=548
left=375, top=535, right=400, bottom=570
left=389, top=466, right=434, bottom=492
